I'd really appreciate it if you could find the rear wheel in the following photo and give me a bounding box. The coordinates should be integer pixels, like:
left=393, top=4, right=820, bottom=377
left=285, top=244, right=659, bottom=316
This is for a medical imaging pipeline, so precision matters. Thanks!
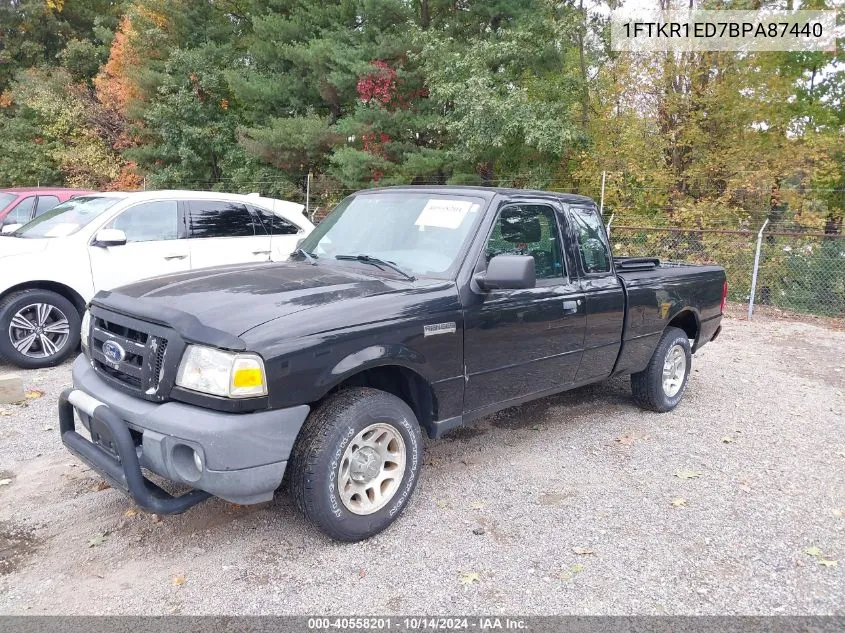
left=289, top=387, right=423, bottom=542
left=631, top=326, right=691, bottom=412
left=0, top=289, right=80, bottom=369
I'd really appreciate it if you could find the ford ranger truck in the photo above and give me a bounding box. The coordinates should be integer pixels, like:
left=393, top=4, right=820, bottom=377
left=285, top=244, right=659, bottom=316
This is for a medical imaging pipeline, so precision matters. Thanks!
left=59, top=186, right=727, bottom=542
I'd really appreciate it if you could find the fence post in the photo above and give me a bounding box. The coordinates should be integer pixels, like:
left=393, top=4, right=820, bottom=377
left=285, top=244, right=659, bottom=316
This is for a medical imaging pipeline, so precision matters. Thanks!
left=747, top=218, right=769, bottom=320
left=599, top=170, right=606, bottom=216
left=305, top=171, right=312, bottom=221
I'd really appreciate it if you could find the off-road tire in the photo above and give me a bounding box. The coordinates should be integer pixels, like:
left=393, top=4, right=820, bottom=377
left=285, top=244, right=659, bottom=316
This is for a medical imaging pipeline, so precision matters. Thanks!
left=289, top=387, right=423, bottom=542
left=0, top=289, right=80, bottom=369
left=631, top=326, right=692, bottom=413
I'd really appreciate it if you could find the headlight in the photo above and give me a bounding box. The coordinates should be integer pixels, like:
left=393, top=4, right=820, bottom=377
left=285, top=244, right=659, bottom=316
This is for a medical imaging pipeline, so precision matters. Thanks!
left=80, top=310, right=91, bottom=355
left=175, top=345, right=267, bottom=398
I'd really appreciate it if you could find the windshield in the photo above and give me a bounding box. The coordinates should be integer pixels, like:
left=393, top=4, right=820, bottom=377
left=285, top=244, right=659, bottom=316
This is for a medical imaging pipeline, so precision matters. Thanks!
left=0, top=193, right=17, bottom=212
left=12, top=196, right=123, bottom=238
left=299, top=192, right=485, bottom=279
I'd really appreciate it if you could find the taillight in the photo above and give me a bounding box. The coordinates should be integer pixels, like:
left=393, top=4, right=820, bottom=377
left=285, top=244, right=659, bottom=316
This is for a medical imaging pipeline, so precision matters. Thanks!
left=720, top=280, right=728, bottom=313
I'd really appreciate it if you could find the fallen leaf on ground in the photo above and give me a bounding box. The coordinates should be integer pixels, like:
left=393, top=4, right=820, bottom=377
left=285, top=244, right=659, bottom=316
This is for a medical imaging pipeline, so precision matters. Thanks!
left=558, top=563, right=585, bottom=581
left=818, top=559, right=838, bottom=568
left=24, top=389, right=44, bottom=400
left=804, top=545, right=823, bottom=558
left=435, top=500, right=451, bottom=509
left=832, top=509, right=843, bottom=519
left=459, top=571, right=480, bottom=585
left=124, top=507, right=138, bottom=518
left=172, top=574, right=186, bottom=586
left=88, top=533, right=106, bottom=548
left=92, top=480, right=110, bottom=492
left=721, top=436, right=736, bottom=444
left=671, top=498, right=687, bottom=507
left=150, top=514, right=163, bottom=523
left=616, top=432, right=648, bottom=445
left=470, top=501, right=485, bottom=510
left=675, top=469, right=703, bottom=480
left=572, top=547, right=595, bottom=555
left=358, top=569, right=366, bottom=579
left=0, top=478, right=12, bottom=486
left=0, top=409, right=11, bottom=416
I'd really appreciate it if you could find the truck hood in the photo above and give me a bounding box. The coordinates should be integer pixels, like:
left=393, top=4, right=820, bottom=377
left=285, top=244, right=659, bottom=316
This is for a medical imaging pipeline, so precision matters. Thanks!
left=99, top=261, right=411, bottom=337
left=0, top=237, right=51, bottom=259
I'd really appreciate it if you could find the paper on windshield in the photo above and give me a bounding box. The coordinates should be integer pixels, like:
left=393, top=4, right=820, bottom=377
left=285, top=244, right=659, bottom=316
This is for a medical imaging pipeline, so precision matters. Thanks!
left=415, top=199, right=475, bottom=230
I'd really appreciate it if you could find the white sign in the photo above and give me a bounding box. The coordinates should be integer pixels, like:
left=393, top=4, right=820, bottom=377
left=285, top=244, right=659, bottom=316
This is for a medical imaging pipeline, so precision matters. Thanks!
left=415, top=199, right=475, bottom=230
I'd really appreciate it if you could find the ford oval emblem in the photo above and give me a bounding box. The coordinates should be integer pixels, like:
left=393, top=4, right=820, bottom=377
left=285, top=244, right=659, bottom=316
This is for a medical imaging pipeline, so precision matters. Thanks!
left=102, top=340, right=126, bottom=364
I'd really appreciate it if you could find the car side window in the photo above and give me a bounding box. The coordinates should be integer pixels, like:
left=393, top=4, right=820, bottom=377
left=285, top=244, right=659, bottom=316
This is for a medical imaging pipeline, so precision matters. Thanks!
left=110, top=200, right=179, bottom=243
left=5, top=196, right=36, bottom=224
left=188, top=201, right=256, bottom=239
left=484, top=204, right=564, bottom=280
left=249, top=205, right=301, bottom=235
left=570, top=206, right=611, bottom=274
left=34, top=195, right=60, bottom=217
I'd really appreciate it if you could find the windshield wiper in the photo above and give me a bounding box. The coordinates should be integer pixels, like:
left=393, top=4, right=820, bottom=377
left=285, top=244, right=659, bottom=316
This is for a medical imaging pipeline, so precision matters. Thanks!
left=335, top=254, right=416, bottom=281
left=292, top=247, right=318, bottom=265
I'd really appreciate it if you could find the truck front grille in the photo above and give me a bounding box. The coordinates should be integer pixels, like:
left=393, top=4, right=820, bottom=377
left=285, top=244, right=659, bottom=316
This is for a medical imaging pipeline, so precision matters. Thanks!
left=88, top=309, right=181, bottom=402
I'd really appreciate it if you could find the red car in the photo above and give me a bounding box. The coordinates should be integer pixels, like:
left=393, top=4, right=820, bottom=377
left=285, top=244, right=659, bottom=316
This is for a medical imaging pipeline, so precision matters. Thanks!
left=0, top=187, right=95, bottom=231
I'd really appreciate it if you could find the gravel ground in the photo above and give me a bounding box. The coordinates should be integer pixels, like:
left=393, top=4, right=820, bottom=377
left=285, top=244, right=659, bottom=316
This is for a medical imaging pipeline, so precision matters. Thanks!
left=0, top=312, right=843, bottom=615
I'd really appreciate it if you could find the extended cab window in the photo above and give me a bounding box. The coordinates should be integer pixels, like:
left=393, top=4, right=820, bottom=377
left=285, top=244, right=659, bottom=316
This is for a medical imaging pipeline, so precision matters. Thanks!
left=110, top=200, right=179, bottom=242
left=250, top=205, right=300, bottom=235
left=570, top=207, right=611, bottom=274
left=485, top=204, right=564, bottom=280
left=188, top=201, right=256, bottom=238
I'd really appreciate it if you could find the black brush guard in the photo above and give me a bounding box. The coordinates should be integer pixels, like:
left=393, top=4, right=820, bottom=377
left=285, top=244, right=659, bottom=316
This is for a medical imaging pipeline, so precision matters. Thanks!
left=59, top=388, right=210, bottom=514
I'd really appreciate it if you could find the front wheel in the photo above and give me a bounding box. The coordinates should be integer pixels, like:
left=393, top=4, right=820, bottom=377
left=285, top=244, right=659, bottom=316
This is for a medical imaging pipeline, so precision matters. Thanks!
left=0, top=289, right=80, bottom=369
left=631, top=326, right=692, bottom=412
left=289, top=388, right=423, bottom=542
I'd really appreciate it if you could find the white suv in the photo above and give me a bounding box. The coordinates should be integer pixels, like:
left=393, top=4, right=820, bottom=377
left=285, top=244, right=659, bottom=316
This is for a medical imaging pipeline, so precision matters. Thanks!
left=0, top=190, right=313, bottom=369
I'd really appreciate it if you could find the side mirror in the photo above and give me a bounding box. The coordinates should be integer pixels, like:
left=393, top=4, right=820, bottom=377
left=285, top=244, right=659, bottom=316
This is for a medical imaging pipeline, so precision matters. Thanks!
left=474, top=255, right=536, bottom=291
left=94, top=228, right=127, bottom=247
left=1, top=223, right=22, bottom=234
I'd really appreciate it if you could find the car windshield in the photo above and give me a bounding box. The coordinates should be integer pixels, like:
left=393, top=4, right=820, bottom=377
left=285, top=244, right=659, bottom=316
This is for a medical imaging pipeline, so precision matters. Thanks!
left=0, top=192, right=17, bottom=211
left=299, top=192, right=485, bottom=279
left=12, top=196, right=123, bottom=238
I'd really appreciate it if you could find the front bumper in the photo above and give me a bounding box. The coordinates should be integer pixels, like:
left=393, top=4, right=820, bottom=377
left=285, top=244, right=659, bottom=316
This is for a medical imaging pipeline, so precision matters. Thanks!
left=60, top=355, right=310, bottom=512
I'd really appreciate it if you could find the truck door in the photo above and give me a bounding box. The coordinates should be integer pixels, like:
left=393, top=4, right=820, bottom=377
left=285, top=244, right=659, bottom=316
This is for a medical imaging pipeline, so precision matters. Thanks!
left=463, top=202, right=586, bottom=413
left=566, top=205, right=625, bottom=382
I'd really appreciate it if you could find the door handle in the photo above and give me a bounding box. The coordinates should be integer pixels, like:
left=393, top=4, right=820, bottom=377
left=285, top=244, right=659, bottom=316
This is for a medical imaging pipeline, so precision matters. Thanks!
left=562, top=299, right=582, bottom=315
left=252, top=250, right=271, bottom=255
left=163, top=254, right=187, bottom=260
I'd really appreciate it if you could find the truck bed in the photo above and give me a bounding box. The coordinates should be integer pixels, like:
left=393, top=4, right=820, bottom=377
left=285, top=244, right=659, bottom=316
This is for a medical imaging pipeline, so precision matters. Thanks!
left=611, top=257, right=726, bottom=376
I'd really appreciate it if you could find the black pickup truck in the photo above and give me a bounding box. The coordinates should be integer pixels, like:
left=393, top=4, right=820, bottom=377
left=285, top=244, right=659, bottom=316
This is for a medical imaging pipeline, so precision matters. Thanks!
left=59, top=186, right=726, bottom=541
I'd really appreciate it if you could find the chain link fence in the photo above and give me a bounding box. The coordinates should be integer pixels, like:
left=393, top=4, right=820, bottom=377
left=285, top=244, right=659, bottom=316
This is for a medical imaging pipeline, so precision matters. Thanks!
left=610, top=225, right=845, bottom=318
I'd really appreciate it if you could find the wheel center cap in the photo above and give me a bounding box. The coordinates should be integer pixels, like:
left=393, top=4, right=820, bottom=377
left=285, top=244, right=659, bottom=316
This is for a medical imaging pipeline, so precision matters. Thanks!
left=349, top=446, right=382, bottom=484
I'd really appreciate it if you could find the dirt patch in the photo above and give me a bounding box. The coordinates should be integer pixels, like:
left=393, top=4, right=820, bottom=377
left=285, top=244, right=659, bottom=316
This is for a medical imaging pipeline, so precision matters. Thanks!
left=0, top=521, right=40, bottom=576
left=442, top=424, right=488, bottom=441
